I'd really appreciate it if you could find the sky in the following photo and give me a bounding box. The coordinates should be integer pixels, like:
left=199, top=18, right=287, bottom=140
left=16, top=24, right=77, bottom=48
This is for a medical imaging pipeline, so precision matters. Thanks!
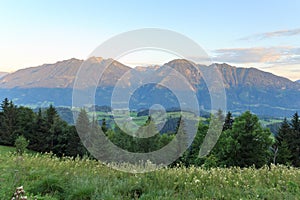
left=1, top=0, right=300, bottom=80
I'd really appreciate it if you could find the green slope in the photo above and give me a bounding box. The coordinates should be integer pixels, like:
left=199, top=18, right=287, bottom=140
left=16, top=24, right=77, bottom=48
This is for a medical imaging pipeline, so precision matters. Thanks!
left=0, top=146, right=300, bottom=199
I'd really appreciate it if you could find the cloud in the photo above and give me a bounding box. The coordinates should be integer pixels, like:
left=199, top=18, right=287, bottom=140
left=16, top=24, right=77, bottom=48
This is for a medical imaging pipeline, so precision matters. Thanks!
left=262, top=64, right=300, bottom=81
left=213, top=46, right=300, bottom=64
left=289, top=68, right=300, bottom=72
left=240, top=28, right=300, bottom=41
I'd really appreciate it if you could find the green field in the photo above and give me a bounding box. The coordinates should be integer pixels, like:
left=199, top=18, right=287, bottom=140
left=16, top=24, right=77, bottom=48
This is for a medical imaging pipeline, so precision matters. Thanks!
left=0, top=145, right=15, bottom=155
left=1, top=146, right=300, bottom=199
left=93, top=110, right=193, bottom=130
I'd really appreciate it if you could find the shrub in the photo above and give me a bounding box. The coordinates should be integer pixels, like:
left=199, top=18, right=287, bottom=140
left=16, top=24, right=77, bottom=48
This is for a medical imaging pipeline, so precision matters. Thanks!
left=15, top=135, right=29, bottom=155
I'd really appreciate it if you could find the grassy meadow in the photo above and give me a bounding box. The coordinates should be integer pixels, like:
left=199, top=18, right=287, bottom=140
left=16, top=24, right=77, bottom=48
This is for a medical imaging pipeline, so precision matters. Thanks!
left=1, top=146, right=300, bottom=200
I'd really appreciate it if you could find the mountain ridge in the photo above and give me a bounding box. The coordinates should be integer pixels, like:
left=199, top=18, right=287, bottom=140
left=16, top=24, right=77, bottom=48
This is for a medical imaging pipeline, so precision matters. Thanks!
left=0, top=58, right=299, bottom=117
left=0, top=57, right=131, bottom=88
left=0, top=58, right=298, bottom=90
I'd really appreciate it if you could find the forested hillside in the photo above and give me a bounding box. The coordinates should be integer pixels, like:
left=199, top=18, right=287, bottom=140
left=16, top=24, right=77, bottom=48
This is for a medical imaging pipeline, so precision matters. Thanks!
left=1, top=98, right=300, bottom=168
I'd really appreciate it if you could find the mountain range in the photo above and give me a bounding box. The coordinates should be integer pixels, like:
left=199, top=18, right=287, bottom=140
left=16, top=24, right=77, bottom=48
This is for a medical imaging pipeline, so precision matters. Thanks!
left=0, top=57, right=299, bottom=117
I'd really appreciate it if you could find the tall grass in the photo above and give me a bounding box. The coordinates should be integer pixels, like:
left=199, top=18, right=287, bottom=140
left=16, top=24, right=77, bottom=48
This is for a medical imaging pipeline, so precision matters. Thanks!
left=1, top=147, right=299, bottom=199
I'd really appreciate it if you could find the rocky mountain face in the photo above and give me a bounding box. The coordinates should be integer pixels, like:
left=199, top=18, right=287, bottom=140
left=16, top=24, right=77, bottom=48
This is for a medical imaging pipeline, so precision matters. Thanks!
left=0, top=58, right=299, bottom=117
left=0, top=72, right=8, bottom=79
left=0, top=57, right=130, bottom=88
left=215, top=63, right=298, bottom=90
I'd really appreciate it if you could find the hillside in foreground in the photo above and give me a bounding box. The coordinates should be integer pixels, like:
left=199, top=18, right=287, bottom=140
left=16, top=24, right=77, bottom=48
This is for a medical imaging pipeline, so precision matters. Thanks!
left=1, top=146, right=300, bottom=200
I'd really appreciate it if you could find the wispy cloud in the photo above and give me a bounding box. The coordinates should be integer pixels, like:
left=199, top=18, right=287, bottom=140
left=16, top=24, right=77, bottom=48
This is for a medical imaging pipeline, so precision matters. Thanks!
left=213, top=46, right=300, bottom=65
left=240, top=28, right=300, bottom=41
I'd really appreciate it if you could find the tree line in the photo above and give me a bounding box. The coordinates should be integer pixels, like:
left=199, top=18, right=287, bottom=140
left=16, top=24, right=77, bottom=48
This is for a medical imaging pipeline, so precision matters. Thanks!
left=0, top=98, right=87, bottom=157
left=0, top=98, right=299, bottom=168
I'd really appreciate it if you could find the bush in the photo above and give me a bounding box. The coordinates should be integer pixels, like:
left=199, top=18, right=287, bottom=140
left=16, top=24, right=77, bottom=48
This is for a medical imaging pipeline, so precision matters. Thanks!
left=15, top=135, right=29, bottom=155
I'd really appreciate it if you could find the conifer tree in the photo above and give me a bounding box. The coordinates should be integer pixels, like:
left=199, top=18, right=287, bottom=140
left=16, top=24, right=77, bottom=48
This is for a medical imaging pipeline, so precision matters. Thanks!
left=30, top=108, right=49, bottom=152
left=218, top=111, right=273, bottom=167
left=101, top=118, right=108, bottom=133
left=289, top=112, right=300, bottom=166
left=76, top=109, right=91, bottom=148
left=135, top=116, right=160, bottom=153
left=0, top=99, right=18, bottom=145
left=223, top=111, right=234, bottom=131
left=273, top=118, right=292, bottom=165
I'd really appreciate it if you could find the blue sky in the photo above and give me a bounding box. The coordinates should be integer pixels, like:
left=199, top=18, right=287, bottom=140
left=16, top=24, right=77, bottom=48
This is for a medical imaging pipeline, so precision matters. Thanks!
left=1, top=0, right=300, bottom=80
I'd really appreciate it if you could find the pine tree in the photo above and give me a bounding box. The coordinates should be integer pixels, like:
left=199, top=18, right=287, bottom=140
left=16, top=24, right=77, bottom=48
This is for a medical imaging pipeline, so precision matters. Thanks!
left=289, top=112, right=300, bottom=166
left=291, top=112, right=300, bottom=132
left=219, top=111, right=273, bottom=167
left=29, top=108, right=49, bottom=152
left=64, top=109, right=91, bottom=157
left=88, top=115, right=109, bottom=159
left=216, top=109, right=225, bottom=122
left=1, top=98, right=9, bottom=110
left=223, top=111, right=234, bottom=131
left=50, top=116, right=69, bottom=156
left=65, top=125, right=87, bottom=157
left=76, top=109, right=91, bottom=148
left=0, top=99, right=18, bottom=145
left=111, top=123, right=135, bottom=161
left=135, top=116, right=160, bottom=153
left=273, top=118, right=292, bottom=165
left=40, top=105, right=59, bottom=151
left=175, top=116, right=186, bottom=156
left=101, top=118, right=108, bottom=133
left=17, top=106, right=35, bottom=151
left=186, top=122, right=209, bottom=166
left=170, top=116, right=190, bottom=166
left=198, top=113, right=224, bottom=159
left=45, top=104, right=58, bottom=127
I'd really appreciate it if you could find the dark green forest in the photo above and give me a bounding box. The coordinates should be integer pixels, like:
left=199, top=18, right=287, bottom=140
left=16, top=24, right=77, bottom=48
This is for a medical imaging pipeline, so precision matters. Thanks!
left=0, top=98, right=299, bottom=168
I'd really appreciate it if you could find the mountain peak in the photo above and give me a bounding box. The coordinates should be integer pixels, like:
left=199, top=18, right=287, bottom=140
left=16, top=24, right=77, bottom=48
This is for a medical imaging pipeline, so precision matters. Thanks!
left=54, top=58, right=83, bottom=65
left=165, top=59, right=196, bottom=67
left=213, top=63, right=237, bottom=69
left=86, top=56, right=104, bottom=63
